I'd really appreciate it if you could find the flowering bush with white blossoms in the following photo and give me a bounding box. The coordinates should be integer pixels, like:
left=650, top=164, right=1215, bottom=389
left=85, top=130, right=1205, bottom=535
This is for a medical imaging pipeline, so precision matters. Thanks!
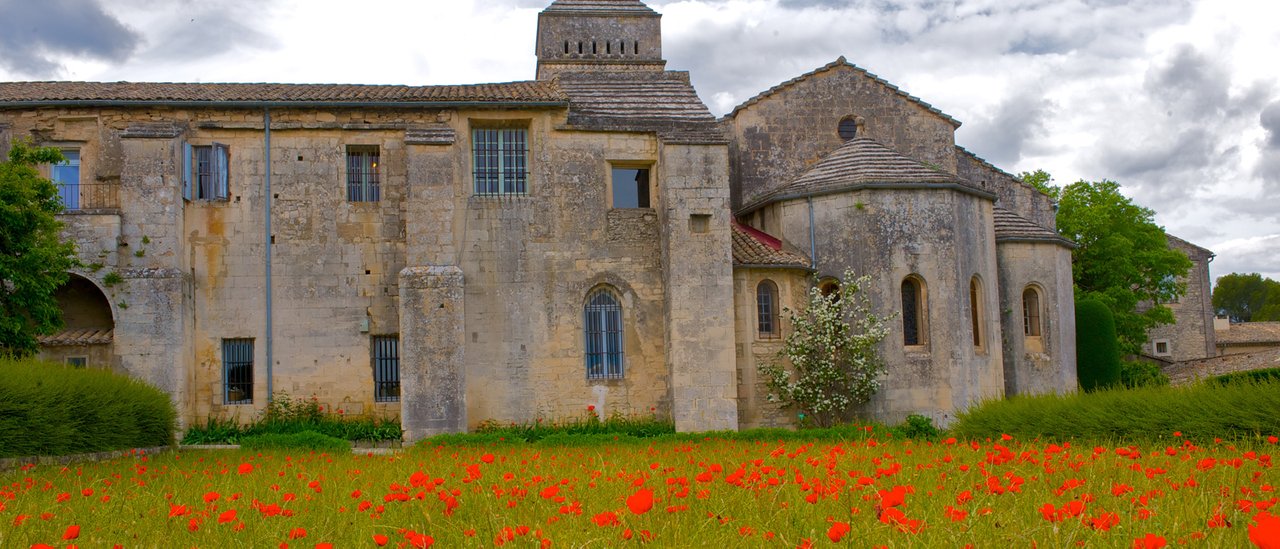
left=760, top=271, right=890, bottom=428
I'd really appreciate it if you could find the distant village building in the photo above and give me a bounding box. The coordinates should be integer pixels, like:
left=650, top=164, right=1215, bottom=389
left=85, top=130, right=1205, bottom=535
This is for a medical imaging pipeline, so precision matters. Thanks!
left=1143, top=235, right=1217, bottom=363
left=1, top=0, right=1077, bottom=438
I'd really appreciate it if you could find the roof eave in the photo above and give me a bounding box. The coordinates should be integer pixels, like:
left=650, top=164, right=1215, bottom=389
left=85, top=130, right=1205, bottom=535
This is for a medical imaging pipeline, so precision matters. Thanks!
left=733, top=262, right=815, bottom=272
left=0, top=99, right=570, bottom=110
left=737, top=181, right=996, bottom=216
left=996, top=236, right=1078, bottom=249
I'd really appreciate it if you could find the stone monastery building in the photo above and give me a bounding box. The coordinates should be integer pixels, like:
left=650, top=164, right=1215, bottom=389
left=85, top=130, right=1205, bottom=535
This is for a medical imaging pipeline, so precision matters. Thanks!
left=0, top=0, right=1076, bottom=439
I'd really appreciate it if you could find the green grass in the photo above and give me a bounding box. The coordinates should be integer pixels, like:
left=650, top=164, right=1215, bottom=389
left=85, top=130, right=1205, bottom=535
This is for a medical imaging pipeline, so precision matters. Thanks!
left=0, top=357, right=176, bottom=458
left=238, top=431, right=351, bottom=453
left=1211, top=367, right=1280, bottom=385
left=181, top=392, right=402, bottom=445
left=952, top=377, right=1280, bottom=442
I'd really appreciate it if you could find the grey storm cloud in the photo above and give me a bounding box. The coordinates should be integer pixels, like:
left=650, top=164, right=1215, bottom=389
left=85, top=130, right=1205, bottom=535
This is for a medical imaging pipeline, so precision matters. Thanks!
left=0, top=0, right=140, bottom=77
left=958, top=89, right=1053, bottom=167
left=1256, top=100, right=1280, bottom=203
left=141, top=7, right=277, bottom=62
left=1144, top=45, right=1229, bottom=119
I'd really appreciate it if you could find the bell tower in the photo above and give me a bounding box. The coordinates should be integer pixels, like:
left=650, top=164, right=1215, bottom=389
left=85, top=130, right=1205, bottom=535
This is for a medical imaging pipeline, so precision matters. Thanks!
left=535, top=0, right=666, bottom=79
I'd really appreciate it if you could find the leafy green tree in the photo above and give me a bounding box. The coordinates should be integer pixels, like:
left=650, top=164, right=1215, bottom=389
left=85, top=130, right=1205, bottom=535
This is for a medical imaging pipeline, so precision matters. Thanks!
left=760, top=270, right=890, bottom=428
left=0, top=141, right=77, bottom=357
left=1213, top=273, right=1280, bottom=322
left=1021, top=173, right=1192, bottom=356
left=1075, top=299, right=1121, bottom=391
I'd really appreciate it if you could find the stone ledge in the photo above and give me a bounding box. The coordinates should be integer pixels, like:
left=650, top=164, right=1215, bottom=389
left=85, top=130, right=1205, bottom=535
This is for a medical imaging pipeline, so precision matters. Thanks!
left=399, top=265, right=464, bottom=289
left=405, top=126, right=456, bottom=145
left=121, top=123, right=183, bottom=139
left=0, top=445, right=172, bottom=472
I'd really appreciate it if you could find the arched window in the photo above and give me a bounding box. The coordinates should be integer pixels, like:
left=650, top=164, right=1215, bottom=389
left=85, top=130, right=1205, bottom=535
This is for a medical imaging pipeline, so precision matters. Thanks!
left=969, top=276, right=985, bottom=350
left=757, top=280, right=779, bottom=339
left=1023, top=287, right=1042, bottom=337
left=819, top=278, right=841, bottom=302
left=585, top=287, right=624, bottom=380
left=902, top=276, right=926, bottom=346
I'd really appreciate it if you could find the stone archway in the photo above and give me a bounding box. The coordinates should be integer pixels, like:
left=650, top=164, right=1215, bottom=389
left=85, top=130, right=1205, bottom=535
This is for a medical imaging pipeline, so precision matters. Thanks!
left=36, top=274, right=115, bottom=368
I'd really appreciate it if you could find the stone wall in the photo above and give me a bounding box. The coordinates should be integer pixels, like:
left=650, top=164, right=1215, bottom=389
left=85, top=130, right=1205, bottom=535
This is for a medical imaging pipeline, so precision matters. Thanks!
left=955, top=149, right=1057, bottom=228
left=733, top=267, right=808, bottom=429
left=1145, top=238, right=1216, bottom=362
left=766, top=187, right=1005, bottom=425
left=996, top=241, right=1078, bottom=396
left=724, top=63, right=959, bottom=210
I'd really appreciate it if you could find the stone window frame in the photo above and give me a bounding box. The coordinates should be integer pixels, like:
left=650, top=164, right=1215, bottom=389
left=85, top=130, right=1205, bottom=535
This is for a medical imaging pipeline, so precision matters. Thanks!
left=818, top=277, right=841, bottom=301
left=607, top=161, right=654, bottom=210
left=222, top=338, right=254, bottom=405
left=969, top=275, right=987, bottom=354
left=756, top=279, right=780, bottom=340
left=838, top=115, right=865, bottom=141
left=372, top=335, right=400, bottom=402
left=584, top=285, right=625, bottom=381
left=183, top=142, right=230, bottom=201
left=1022, top=284, right=1046, bottom=353
left=1152, top=338, right=1172, bottom=357
left=901, top=275, right=929, bottom=348
left=345, top=144, right=381, bottom=202
left=470, top=121, right=530, bottom=197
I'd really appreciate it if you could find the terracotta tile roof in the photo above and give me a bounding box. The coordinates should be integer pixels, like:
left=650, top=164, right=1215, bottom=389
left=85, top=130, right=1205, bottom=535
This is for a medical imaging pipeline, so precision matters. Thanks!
left=993, top=207, right=1075, bottom=247
left=36, top=328, right=113, bottom=346
left=556, top=71, right=723, bottom=140
left=741, top=137, right=982, bottom=211
left=732, top=222, right=810, bottom=268
left=1216, top=322, right=1280, bottom=346
left=1165, top=234, right=1215, bottom=259
left=1163, top=348, right=1280, bottom=385
left=544, top=0, right=658, bottom=14
left=723, top=57, right=961, bottom=127
left=0, top=81, right=567, bottom=105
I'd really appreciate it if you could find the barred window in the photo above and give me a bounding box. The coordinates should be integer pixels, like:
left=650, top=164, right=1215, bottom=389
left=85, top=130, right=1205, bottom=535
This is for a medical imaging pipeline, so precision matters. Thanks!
left=757, top=279, right=779, bottom=338
left=222, top=338, right=253, bottom=405
left=473, top=128, right=528, bottom=196
left=1023, top=287, right=1042, bottom=337
left=346, top=145, right=380, bottom=202
left=372, top=335, right=400, bottom=402
left=584, top=287, right=624, bottom=380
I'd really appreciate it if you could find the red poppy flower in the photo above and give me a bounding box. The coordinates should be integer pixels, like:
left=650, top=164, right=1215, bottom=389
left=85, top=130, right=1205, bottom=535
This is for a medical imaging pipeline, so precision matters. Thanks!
left=373, top=534, right=389, bottom=546
left=63, top=524, right=81, bottom=540
left=289, top=527, right=307, bottom=539
left=1250, top=510, right=1280, bottom=548
left=1132, top=533, right=1166, bottom=548
left=826, top=521, right=850, bottom=542
left=218, top=509, right=237, bottom=524
left=626, top=487, right=654, bottom=515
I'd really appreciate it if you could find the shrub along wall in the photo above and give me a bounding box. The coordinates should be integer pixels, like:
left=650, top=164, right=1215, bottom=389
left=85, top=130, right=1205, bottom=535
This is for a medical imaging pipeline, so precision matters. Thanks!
left=0, top=358, right=176, bottom=458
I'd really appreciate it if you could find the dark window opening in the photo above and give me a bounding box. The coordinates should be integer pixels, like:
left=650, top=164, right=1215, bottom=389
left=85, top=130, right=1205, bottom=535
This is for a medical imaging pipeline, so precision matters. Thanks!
left=585, top=288, right=624, bottom=380
left=757, top=280, right=779, bottom=338
left=223, top=338, right=254, bottom=405
left=902, top=278, right=923, bottom=346
left=838, top=118, right=858, bottom=141
left=820, top=279, right=841, bottom=303
left=346, top=145, right=380, bottom=202
left=373, top=335, right=400, bottom=402
left=611, top=167, right=650, bottom=208
left=472, top=128, right=528, bottom=196
left=970, top=277, right=983, bottom=348
left=1023, top=287, right=1042, bottom=337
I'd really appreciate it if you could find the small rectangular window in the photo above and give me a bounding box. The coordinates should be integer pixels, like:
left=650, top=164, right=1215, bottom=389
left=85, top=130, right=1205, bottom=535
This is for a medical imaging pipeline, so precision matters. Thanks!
left=52, top=149, right=81, bottom=211
left=222, top=338, right=254, bottom=405
left=346, top=145, right=380, bottom=202
left=611, top=166, right=650, bottom=208
left=66, top=356, right=88, bottom=368
left=1153, top=340, right=1171, bottom=357
left=689, top=214, right=711, bottom=233
left=185, top=143, right=230, bottom=201
left=472, top=128, right=528, bottom=196
left=372, top=335, right=400, bottom=402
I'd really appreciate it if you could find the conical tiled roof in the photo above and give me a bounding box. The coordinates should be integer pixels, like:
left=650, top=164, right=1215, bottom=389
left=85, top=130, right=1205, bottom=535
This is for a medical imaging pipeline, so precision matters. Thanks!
left=993, top=207, right=1074, bottom=247
left=741, top=138, right=982, bottom=211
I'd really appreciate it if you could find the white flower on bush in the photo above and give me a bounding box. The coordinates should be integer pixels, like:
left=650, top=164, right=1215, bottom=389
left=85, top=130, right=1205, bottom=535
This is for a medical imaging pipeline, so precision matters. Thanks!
left=759, top=271, right=890, bottom=427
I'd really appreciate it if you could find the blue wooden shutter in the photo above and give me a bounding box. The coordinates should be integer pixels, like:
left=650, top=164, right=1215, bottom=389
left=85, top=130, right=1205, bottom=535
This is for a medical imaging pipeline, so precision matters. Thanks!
left=182, top=142, right=192, bottom=201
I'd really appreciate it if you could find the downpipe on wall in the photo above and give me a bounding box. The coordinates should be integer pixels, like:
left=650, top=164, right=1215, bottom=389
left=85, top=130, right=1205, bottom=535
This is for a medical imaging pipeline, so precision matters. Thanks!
left=264, top=108, right=274, bottom=402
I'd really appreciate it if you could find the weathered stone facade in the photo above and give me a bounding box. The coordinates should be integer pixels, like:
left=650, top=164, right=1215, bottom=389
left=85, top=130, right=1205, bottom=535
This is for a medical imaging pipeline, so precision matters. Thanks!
left=6, top=0, right=1078, bottom=436
left=1144, top=235, right=1217, bottom=363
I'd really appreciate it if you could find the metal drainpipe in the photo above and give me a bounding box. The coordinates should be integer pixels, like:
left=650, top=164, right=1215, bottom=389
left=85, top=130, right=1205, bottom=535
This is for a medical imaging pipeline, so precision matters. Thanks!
left=807, top=196, right=817, bottom=270
left=264, top=107, right=274, bottom=402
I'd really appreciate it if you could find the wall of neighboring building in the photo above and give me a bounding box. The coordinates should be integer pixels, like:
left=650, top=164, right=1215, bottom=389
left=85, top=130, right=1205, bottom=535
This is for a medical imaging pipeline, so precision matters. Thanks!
left=1144, top=237, right=1216, bottom=362
left=996, top=241, right=1078, bottom=395
left=766, top=187, right=1004, bottom=425
left=723, top=63, right=959, bottom=210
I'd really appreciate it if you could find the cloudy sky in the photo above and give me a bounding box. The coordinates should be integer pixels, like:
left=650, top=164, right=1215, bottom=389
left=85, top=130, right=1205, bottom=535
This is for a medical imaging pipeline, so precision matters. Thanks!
left=2, top=0, right=1277, bottom=282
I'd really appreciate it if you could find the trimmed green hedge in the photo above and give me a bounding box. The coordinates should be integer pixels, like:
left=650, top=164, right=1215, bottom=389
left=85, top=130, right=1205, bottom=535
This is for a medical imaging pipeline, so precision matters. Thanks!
left=1211, top=367, right=1280, bottom=385
left=239, top=431, right=351, bottom=453
left=1075, top=299, right=1121, bottom=391
left=952, top=378, right=1280, bottom=441
left=0, top=358, right=176, bottom=458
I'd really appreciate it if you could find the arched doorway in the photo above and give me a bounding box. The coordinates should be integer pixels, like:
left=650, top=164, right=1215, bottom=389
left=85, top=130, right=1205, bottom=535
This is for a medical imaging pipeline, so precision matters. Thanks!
left=36, top=274, right=115, bottom=368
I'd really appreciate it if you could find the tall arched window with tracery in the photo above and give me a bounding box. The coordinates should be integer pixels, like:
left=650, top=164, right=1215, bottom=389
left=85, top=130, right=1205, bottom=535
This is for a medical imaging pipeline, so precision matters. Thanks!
left=584, top=287, right=624, bottom=380
left=757, top=279, right=780, bottom=339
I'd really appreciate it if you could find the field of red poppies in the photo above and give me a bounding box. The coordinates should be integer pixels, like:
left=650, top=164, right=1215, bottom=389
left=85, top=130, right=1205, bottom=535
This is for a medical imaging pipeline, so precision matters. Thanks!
left=1, top=432, right=1278, bottom=548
